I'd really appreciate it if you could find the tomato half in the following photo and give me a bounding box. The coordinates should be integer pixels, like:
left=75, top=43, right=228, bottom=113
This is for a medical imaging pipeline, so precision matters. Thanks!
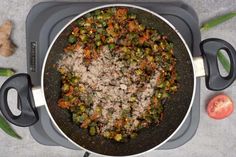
left=207, top=94, right=234, bottom=119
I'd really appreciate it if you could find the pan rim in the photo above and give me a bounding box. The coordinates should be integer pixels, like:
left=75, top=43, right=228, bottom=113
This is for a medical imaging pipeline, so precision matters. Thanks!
left=41, top=3, right=196, bottom=157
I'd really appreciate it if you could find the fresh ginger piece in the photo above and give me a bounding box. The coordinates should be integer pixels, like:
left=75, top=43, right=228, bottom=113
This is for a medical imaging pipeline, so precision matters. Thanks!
left=0, top=20, right=16, bottom=57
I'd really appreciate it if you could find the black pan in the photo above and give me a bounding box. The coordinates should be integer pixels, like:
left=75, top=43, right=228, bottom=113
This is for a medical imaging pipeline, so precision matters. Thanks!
left=0, top=4, right=236, bottom=157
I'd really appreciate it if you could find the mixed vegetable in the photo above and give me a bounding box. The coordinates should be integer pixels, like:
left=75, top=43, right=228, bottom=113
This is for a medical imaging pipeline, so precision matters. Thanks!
left=57, top=7, right=178, bottom=142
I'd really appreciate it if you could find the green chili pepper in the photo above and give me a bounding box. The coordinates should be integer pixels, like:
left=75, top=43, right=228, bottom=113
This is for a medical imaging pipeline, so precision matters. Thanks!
left=0, top=115, right=22, bottom=139
left=0, top=68, right=15, bottom=77
left=217, top=50, right=231, bottom=73
left=200, top=12, right=236, bottom=31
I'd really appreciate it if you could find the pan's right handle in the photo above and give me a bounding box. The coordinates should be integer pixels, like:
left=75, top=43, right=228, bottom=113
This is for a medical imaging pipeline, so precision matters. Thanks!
left=0, top=73, right=39, bottom=127
left=200, top=38, right=236, bottom=91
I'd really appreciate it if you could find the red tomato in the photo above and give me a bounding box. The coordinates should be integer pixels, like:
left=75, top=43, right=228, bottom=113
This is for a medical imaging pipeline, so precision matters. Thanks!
left=207, top=94, right=234, bottom=119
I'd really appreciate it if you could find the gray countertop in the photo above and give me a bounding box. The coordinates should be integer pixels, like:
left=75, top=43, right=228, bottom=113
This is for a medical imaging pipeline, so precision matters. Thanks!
left=0, top=0, right=236, bottom=157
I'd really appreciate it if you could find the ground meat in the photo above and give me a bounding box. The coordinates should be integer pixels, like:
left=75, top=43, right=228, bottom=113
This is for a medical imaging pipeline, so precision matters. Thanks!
left=58, top=46, right=159, bottom=133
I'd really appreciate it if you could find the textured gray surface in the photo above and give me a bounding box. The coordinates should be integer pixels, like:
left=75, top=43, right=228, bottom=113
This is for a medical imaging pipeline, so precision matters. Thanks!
left=0, top=0, right=236, bottom=157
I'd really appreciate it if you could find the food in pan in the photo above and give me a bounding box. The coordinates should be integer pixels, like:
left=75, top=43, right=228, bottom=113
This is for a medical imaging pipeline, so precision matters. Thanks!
left=57, top=7, right=178, bottom=142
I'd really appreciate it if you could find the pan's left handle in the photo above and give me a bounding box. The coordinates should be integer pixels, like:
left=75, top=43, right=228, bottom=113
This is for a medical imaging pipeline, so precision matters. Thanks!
left=0, top=73, right=39, bottom=127
left=200, top=38, right=236, bottom=91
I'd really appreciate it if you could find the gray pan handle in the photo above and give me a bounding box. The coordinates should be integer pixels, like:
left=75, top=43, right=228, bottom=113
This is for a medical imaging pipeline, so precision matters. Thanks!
left=0, top=73, right=39, bottom=127
left=200, top=38, right=236, bottom=91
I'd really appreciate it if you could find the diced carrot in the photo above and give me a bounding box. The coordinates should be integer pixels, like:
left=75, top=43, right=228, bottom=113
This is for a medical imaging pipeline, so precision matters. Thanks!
left=128, top=21, right=137, bottom=32
left=160, top=113, right=164, bottom=121
left=144, top=31, right=150, bottom=39
left=91, top=112, right=100, bottom=120
left=152, top=97, right=158, bottom=106
left=108, top=23, right=113, bottom=29
left=74, top=44, right=81, bottom=52
left=101, top=35, right=106, bottom=42
left=86, top=17, right=93, bottom=24
left=58, top=99, right=70, bottom=109
left=116, top=8, right=128, bottom=17
left=139, top=32, right=150, bottom=44
left=66, top=86, right=74, bottom=96
left=84, top=49, right=91, bottom=59
left=80, top=119, right=91, bottom=128
left=140, top=60, right=147, bottom=69
left=139, top=36, right=147, bottom=44
left=92, top=50, right=99, bottom=60
left=64, top=44, right=76, bottom=53
left=115, top=119, right=123, bottom=129
left=72, top=27, right=80, bottom=36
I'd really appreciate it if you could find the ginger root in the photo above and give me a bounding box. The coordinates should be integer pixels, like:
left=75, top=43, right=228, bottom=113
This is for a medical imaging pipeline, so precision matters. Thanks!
left=0, top=20, right=16, bottom=57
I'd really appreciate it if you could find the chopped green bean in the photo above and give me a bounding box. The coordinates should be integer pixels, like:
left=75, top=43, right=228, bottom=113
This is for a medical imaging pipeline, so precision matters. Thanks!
left=114, top=134, right=122, bottom=141
left=68, top=34, right=77, bottom=44
left=108, top=44, right=115, bottom=50
left=89, top=126, right=96, bottom=136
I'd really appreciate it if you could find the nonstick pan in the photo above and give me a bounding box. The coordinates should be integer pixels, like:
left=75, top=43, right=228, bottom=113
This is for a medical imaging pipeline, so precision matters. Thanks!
left=1, top=4, right=236, bottom=157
